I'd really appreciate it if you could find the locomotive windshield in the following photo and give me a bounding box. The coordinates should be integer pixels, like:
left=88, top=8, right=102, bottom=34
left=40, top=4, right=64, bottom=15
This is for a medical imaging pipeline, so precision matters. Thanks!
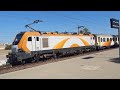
left=12, top=33, right=24, bottom=45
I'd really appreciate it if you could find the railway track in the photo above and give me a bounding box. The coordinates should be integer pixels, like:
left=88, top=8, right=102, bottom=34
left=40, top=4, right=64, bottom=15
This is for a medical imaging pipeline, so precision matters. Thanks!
left=0, top=47, right=118, bottom=75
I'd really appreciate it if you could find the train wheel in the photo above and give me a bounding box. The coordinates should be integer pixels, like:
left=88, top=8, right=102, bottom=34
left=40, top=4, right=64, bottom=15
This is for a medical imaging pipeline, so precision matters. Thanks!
left=53, top=54, right=57, bottom=59
left=42, top=55, right=46, bottom=61
left=21, top=60, right=26, bottom=65
left=11, top=62, right=16, bottom=66
left=31, top=58, right=36, bottom=63
left=11, top=60, right=18, bottom=66
left=35, top=57, right=39, bottom=62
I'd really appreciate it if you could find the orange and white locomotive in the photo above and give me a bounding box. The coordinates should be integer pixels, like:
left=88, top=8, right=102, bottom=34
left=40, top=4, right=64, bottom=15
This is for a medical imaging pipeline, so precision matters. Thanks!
left=6, top=31, right=97, bottom=65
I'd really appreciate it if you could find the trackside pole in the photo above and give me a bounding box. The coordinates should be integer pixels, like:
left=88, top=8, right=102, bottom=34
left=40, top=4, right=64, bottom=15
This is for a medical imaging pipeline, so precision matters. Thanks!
left=118, top=26, right=120, bottom=59
left=110, top=18, right=120, bottom=59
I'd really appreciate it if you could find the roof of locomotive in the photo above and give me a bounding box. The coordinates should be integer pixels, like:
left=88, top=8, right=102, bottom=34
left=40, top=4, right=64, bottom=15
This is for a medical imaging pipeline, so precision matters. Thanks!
left=19, top=31, right=94, bottom=36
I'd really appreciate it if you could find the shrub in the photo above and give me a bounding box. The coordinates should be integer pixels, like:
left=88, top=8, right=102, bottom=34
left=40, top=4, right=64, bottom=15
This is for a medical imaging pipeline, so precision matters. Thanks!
left=5, top=44, right=12, bottom=50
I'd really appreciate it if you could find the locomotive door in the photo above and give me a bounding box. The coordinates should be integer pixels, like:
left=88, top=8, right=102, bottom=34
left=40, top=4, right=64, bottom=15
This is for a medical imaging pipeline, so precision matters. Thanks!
left=27, top=36, right=32, bottom=51
left=35, top=37, right=40, bottom=51
left=32, top=36, right=41, bottom=51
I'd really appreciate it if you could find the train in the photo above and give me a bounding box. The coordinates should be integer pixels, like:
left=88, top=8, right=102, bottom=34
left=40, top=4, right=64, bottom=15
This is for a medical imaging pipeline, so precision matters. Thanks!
left=6, top=30, right=119, bottom=66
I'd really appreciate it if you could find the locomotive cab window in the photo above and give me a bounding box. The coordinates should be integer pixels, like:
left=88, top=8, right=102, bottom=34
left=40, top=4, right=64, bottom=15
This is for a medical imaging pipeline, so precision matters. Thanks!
left=12, top=33, right=24, bottom=45
left=107, top=38, right=109, bottom=41
left=28, top=37, right=32, bottom=41
left=42, top=38, right=48, bottom=48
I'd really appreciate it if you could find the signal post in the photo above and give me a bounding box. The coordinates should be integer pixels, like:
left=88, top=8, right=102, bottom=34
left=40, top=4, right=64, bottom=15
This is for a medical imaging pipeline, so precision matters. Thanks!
left=110, top=18, right=120, bottom=59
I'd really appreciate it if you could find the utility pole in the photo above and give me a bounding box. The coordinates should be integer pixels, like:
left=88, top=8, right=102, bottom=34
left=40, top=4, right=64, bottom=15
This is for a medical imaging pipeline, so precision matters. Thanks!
left=118, top=26, right=120, bottom=58
left=77, top=25, right=84, bottom=34
left=78, top=25, right=80, bottom=34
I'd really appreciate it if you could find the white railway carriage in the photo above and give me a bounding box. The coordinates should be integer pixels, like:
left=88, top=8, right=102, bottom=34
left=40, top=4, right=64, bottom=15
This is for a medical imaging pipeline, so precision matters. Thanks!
left=95, top=34, right=115, bottom=48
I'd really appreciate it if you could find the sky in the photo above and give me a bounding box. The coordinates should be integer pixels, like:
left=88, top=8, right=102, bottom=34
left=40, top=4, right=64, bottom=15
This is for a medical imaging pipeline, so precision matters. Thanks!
left=0, top=11, right=120, bottom=44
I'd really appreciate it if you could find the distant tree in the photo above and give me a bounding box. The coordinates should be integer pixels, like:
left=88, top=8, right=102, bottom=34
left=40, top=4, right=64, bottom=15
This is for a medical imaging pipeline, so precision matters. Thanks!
left=72, top=32, right=77, bottom=35
left=5, top=44, right=12, bottom=50
left=54, top=31, right=58, bottom=34
left=79, top=28, right=91, bottom=35
left=63, top=31, right=69, bottom=34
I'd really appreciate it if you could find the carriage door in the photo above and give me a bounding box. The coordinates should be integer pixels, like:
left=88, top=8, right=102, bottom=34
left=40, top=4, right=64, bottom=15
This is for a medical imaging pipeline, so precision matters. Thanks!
left=98, top=37, right=100, bottom=45
left=35, top=37, right=40, bottom=51
left=90, top=36, right=93, bottom=45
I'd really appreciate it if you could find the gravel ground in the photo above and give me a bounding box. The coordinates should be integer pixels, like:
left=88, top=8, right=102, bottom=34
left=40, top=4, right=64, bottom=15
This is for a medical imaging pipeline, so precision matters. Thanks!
left=0, top=49, right=9, bottom=61
left=0, top=49, right=10, bottom=56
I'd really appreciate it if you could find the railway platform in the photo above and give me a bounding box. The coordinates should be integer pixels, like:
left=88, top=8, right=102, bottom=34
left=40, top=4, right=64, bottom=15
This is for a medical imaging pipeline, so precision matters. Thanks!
left=0, top=48, right=120, bottom=79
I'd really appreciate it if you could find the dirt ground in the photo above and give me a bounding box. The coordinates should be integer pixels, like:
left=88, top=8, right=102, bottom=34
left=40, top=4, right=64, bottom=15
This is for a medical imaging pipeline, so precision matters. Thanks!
left=0, top=49, right=9, bottom=66
left=0, top=49, right=10, bottom=55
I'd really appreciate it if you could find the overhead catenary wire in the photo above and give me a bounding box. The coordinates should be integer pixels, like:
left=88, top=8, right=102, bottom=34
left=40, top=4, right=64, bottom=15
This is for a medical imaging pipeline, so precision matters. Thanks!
left=48, top=12, right=99, bottom=25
